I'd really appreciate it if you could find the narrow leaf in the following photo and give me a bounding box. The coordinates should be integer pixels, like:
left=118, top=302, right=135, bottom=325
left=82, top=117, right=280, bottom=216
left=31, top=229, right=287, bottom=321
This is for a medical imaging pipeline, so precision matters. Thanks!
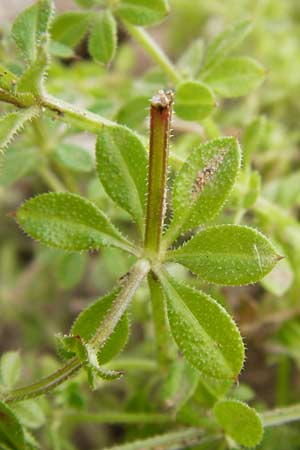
left=0, top=351, right=21, bottom=388
left=12, top=0, right=54, bottom=62
left=96, top=124, right=148, bottom=231
left=174, top=80, right=215, bottom=121
left=168, top=224, right=279, bottom=285
left=88, top=10, right=117, bottom=65
left=204, top=57, right=265, bottom=98
left=0, top=401, right=26, bottom=450
left=158, top=272, right=245, bottom=380
left=51, top=11, right=91, bottom=48
left=53, top=143, right=93, bottom=173
left=166, top=137, right=240, bottom=242
left=71, top=289, right=129, bottom=365
left=214, top=399, right=263, bottom=448
left=16, top=192, right=134, bottom=253
left=0, top=107, right=40, bottom=152
left=0, top=147, right=40, bottom=187
left=202, top=20, right=253, bottom=73
left=116, top=0, right=169, bottom=26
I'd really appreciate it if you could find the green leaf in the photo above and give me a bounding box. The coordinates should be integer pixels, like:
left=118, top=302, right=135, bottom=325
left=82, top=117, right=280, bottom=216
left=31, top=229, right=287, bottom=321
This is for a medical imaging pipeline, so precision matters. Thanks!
left=74, top=0, right=94, bottom=7
left=177, top=38, right=204, bottom=79
left=168, top=224, right=279, bottom=285
left=12, top=400, right=45, bottom=430
left=116, top=0, right=169, bottom=26
left=0, top=401, right=26, bottom=450
left=158, top=273, right=245, bottom=380
left=214, top=399, right=263, bottom=448
left=55, top=253, right=87, bottom=290
left=53, top=143, right=94, bottom=173
left=49, top=41, right=75, bottom=59
left=12, top=0, right=54, bottom=62
left=71, top=289, right=129, bottom=364
left=174, top=80, right=215, bottom=121
left=166, top=137, right=240, bottom=241
left=16, top=42, right=49, bottom=96
left=202, top=20, right=253, bottom=73
left=51, top=11, right=91, bottom=48
left=16, top=192, right=134, bottom=253
left=243, top=116, right=266, bottom=168
left=0, top=147, right=40, bottom=187
left=0, top=65, right=18, bottom=91
left=88, top=10, right=117, bottom=65
left=96, top=124, right=148, bottom=231
left=117, top=95, right=149, bottom=130
left=0, top=107, right=40, bottom=151
left=0, top=352, right=21, bottom=388
left=204, top=57, right=265, bottom=98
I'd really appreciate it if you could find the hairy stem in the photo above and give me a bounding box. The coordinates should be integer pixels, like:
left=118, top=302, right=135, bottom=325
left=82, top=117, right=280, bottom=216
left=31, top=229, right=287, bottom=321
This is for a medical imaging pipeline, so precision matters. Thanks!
left=64, top=411, right=171, bottom=425
left=262, top=403, right=300, bottom=427
left=124, top=23, right=180, bottom=85
left=144, top=90, right=173, bottom=257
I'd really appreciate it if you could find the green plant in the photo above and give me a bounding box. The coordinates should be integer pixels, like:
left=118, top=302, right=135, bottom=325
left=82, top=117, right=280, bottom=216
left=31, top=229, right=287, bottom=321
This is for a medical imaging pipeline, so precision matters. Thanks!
left=1, top=0, right=300, bottom=449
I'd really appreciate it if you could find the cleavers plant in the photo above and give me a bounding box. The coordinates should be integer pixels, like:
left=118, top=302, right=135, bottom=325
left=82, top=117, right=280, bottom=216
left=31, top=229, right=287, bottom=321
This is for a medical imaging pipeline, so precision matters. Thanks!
left=1, top=0, right=299, bottom=449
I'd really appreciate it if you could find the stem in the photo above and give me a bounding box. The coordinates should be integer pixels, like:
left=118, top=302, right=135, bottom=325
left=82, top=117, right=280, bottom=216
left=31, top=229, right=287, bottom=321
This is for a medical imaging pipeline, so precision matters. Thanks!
left=106, top=358, right=157, bottom=372
left=38, top=166, right=66, bottom=192
left=262, top=404, right=300, bottom=427
left=148, top=272, right=170, bottom=369
left=4, top=260, right=150, bottom=403
left=65, top=411, right=171, bottom=425
left=124, top=23, right=180, bottom=85
left=144, top=90, right=173, bottom=257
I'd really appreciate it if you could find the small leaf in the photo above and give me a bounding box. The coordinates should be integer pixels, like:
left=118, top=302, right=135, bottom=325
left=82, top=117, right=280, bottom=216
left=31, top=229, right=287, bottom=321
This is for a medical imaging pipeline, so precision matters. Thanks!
left=168, top=224, right=279, bottom=285
left=166, top=137, right=240, bottom=241
left=16, top=41, right=49, bottom=96
left=174, top=80, right=215, bottom=121
left=116, top=0, right=169, bottom=26
left=12, top=400, right=46, bottom=430
left=71, top=289, right=129, bottom=364
left=12, top=0, right=54, bottom=62
left=0, top=351, right=21, bottom=388
left=51, top=11, right=91, bottom=48
left=0, top=401, right=26, bottom=450
left=16, top=192, right=134, bottom=253
left=117, top=95, right=149, bottom=129
left=176, top=39, right=204, bottom=79
left=96, top=124, right=148, bottom=231
left=204, top=57, right=265, bottom=98
left=158, top=273, right=245, bottom=380
left=49, top=41, right=75, bottom=59
left=202, top=20, right=253, bottom=73
left=55, top=253, right=87, bottom=290
left=0, top=107, right=40, bottom=151
left=214, top=399, right=263, bottom=448
left=88, top=10, right=117, bottom=65
left=243, top=116, right=266, bottom=168
left=53, top=143, right=94, bottom=173
left=0, top=65, right=18, bottom=91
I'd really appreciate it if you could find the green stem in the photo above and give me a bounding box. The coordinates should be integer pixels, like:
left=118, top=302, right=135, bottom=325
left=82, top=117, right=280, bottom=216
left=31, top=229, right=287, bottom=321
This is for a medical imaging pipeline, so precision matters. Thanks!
left=124, top=23, right=180, bottom=85
left=144, top=90, right=173, bottom=257
left=38, top=166, right=66, bottom=192
left=262, top=404, right=300, bottom=427
left=106, top=358, right=157, bottom=372
left=148, top=272, right=170, bottom=369
left=64, top=411, right=171, bottom=425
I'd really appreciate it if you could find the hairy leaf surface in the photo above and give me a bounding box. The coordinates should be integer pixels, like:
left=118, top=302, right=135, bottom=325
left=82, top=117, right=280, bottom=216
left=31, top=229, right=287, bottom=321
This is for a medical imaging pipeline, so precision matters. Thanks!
left=88, top=11, right=117, bottom=65
left=52, top=11, right=91, bottom=48
left=174, top=80, right=215, bottom=121
left=0, top=107, right=40, bottom=151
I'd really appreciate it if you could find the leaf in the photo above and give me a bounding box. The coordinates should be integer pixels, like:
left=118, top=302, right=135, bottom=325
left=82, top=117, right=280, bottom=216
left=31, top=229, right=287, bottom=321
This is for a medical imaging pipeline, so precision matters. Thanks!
left=51, top=11, right=91, bottom=48
left=53, top=143, right=94, bottom=173
left=261, top=257, right=293, bottom=297
left=88, top=10, right=117, bottom=65
left=74, top=0, right=94, bottom=7
left=204, top=57, right=265, bottom=98
left=214, top=399, right=263, bottom=448
left=96, top=124, right=148, bottom=231
left=16, top=42, right=49, bottom=96
left=49, top=41, right=75, bottom=59
left=243, top=116, right=266, bottom=168
left=174, top=80, right=215, bottom=121
left=12, top=0, right=54, bottom=62
left=16, top=192, right=134, bottom=253
left=0, top=65, right=18, bottom=91
left=12, top=400, right=46, bottom=430
left=168, top=224, right=279, bottom=286
left=0, top=147, right=40, bottom=187
left=158, top=272, right=245, bottom=380
left=176, top=39, right=204, bottom=78
left=0, top=351, right=21, bottom=388
left=166, top=137, right=240, bottom=241
left=55, top=253, right=87, bottom=290
left=0, top=107, right=40, bottom=152
left=0, top=401, right=26, bottom=450
left=202, top=20, right=253, bottom=73
left=117, top=95, right=149, bottom=129
left=71, top=289, right=129, bottom=364
left=116, top=0, right=169, bottom=26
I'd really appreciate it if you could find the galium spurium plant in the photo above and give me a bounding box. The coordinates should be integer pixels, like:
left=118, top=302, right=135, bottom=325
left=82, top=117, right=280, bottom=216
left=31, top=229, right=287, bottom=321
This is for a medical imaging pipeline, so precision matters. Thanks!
left=1, top=0, right=299, bottom=449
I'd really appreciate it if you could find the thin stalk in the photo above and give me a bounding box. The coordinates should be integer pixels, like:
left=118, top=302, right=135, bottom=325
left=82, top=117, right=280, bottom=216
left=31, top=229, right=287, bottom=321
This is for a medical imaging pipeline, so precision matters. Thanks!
left=106, top=358, right=157, bottom=372
left=148, top=272, right=170, bottom=370
left=124, top=23, right=180, bottom=85
left=262, top=403, right=300, bottom=427
left=144, top=90, right=173, bottom=257
left=4, top=260, right=150, bottom=403
left=64, top=411, right=171, bottom=425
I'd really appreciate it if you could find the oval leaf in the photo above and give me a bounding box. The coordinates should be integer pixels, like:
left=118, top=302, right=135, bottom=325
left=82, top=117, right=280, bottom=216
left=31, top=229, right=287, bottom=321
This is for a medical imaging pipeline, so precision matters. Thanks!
left=51, top=11, right=91, bottom=48
left=214, top=399, right=263, bottom=448
left=174, top=80, right=215, bottom=121
left=0, top=147, right=40, bottom=187
left=16, top=192, right=134, bottom=253
left=165, top=137, right=240, bottom=243
left=0, top=401, right=26, bottom=450
left=168, top=224, right=279, bottom=285
left=204, top=57, right=265, bottom=98
left=96, top=124, right=148, bottom=231
left=71, top=289, right=129, bottom=365
left=0, top=352, right=21, bottom=388
left=0, top=107, right=40, bottom=152
left=53, top=143, right=93, bottom=173
left=88, top=10, right=117, bottom=65
left=158, top=273, right=245, bottom=380
left=116, top=0, right=169, bottom=26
